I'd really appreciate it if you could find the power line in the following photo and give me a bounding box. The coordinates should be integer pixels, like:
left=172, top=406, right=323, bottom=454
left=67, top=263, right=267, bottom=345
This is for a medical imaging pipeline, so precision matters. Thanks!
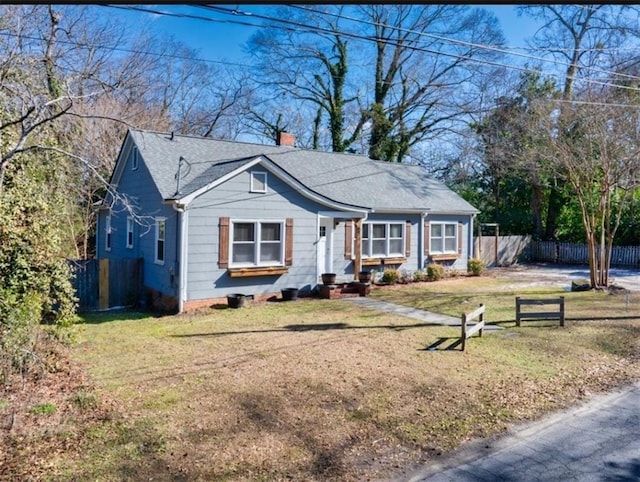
left=191, top=4, right=640, bottom=94
left=99, top=4, right=640, bottom=96
left=288, top=4, right=640, bottom=84
left=0, top=30, right=252, bottom=69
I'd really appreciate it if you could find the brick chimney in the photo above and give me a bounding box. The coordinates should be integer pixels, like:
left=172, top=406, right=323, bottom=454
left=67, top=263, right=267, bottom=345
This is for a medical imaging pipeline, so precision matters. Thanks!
left=276, top=131, right=295, bottom=147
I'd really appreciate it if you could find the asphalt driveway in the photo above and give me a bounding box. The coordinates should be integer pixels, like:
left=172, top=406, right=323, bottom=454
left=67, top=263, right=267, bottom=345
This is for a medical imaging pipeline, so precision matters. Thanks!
left=489, top=263, right=640, bottom=292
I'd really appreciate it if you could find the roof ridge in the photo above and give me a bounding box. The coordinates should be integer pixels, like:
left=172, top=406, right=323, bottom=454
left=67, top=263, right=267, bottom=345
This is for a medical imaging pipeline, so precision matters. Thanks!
left=130, top=128, right=378, bottom=161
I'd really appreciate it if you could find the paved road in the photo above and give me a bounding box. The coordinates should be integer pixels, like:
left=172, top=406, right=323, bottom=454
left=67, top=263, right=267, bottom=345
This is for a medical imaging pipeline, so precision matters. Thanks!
left=397, top=381, right=640, bottom=482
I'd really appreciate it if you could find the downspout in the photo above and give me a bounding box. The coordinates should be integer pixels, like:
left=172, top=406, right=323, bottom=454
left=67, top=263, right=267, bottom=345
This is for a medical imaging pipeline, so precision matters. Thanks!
left=470, top=214, right=476, bottom=259
left=354, top=211, right=368, bottom=279
left=172, top=202, right=187, bottom=313
left=420, top=211, right=429, bottom=269
left=95, top=213, right=100, bottom=259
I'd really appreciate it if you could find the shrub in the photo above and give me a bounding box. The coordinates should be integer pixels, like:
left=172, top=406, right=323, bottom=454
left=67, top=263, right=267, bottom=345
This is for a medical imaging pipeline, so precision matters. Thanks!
left=447, top=268, right=460, bottom=278
left=398, top=269, right=414, bottom=284
left=413, top=269, right=428, bottom=282
left=381, top=268, right=400, bottom=284
left=426, top=263, right=445, bottom=281
left=467, top=257, right=486, bottom=276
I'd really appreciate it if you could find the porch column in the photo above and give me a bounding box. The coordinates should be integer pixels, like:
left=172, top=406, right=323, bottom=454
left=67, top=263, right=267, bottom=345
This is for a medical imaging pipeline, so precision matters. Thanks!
left=354, top=218, right=362, bottom=280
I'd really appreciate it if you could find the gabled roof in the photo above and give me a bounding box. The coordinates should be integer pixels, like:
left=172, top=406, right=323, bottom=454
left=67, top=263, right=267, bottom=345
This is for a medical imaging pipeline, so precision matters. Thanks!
left=126, top=129, right=478, bottom=214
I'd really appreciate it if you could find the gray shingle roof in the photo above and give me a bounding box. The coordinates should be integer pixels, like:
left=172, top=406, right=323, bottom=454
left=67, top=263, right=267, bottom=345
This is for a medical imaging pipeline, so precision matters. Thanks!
left=128, top=129, right=478, bottom=214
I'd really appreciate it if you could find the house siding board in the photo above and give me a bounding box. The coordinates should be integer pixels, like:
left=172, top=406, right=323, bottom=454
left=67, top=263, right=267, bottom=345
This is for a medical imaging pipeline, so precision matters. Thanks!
left=102, top=146, right=178, bottom=298
left=185, top=169, right=325, bottom=299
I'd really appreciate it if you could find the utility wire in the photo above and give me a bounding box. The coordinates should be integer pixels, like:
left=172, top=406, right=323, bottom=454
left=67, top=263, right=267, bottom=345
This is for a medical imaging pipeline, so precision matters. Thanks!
left=196, top=4, right=640, bottom=94
left=288, top=4, right=640, bottom=84
left=100, top=3, right=640, bottom=93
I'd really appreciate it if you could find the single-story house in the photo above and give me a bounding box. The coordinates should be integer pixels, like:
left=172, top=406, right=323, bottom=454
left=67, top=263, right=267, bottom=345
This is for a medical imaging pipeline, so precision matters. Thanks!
left=97, top=129, right=479, bottom=312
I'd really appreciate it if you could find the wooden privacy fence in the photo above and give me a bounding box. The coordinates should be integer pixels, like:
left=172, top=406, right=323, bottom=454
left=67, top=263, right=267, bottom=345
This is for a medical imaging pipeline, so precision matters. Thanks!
left=69, top=258, right=143, bottom=312
left=515, top=296, right=565, bottom=327
left=474, top=235, right=531, bottom=267
left=472, top=236, right=640, bottom=268
left=461, top=304, right=485, bottom=351
left=528, top=241, right=640, bottom=268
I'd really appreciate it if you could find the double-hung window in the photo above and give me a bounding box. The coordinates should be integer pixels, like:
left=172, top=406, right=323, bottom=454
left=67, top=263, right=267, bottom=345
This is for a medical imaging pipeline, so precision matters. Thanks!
left=361, top=222, right=404, bottom=258
left=231, top=220, right=284, bottom=267
left=132, top=147, right=139, bottom=170
left=430, top=222, right=457, bottom=254
left=250, top=171, right=267, bottom=193
left=105, top=214, right=112, bottom=251
left=126, top=217, right=134, bottom=249
left=155, top=218, right=166, bottom=264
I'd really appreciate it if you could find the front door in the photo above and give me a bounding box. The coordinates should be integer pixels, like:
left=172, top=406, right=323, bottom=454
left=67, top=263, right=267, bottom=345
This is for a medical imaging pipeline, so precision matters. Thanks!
left=317, top=217, right=333, bottom=278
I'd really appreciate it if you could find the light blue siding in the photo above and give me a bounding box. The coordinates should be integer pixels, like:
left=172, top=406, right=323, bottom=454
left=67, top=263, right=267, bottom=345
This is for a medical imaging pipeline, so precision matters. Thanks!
left=99, top=142, right=178, bottom=297
left=186, top=166, right=324, bottom=299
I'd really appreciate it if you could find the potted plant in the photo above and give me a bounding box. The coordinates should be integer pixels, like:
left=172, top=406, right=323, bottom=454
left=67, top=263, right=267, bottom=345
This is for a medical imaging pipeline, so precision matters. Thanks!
left=226, top=293, right=246, bottom=309
left=358, top=270, right=372, bottom=283
left=281, top=287, right=299, bottom=301
left=321, top=273, right=336, bottom=285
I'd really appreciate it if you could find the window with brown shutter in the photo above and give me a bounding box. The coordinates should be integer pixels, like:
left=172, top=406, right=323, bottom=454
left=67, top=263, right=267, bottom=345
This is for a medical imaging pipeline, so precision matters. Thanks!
left=218, top=217, right=229, bottom=268
left=458, top=223, right=463, bottom=255
left=221, top=217, right=292, bottom=276
left=344, top=219, right=353, bottom=259
left=405, top=221, right=411, bottom=257
left=285, top=218, right=293, bottom=266
left=424, top=221, right=430, bottom=256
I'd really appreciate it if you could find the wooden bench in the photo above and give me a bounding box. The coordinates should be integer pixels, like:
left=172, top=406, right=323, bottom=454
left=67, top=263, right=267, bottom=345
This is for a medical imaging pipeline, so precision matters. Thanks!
left=461, top=304, right=485, bottom=351
left=515, top=296, right=565, bottom=327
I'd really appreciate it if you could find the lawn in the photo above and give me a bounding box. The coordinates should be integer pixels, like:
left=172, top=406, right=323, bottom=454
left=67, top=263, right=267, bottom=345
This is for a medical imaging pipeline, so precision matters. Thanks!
left=3, top=273, right=640, bottom=481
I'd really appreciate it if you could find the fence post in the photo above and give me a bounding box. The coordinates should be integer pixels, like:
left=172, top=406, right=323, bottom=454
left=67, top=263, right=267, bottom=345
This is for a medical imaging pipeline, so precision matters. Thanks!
left=99, top=258, right=109, bottom=310
left=560, top=296, right=565, bottom=327
left=515, top=296, right=521, bottom=327
left=461, top=312, right=467, bottom=351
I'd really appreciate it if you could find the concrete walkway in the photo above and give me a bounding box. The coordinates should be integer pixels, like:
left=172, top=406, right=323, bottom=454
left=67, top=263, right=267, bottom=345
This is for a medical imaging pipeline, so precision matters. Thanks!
left=398, top=381, right=640, bottom=481
left=344, top=297, right=502, bottom=332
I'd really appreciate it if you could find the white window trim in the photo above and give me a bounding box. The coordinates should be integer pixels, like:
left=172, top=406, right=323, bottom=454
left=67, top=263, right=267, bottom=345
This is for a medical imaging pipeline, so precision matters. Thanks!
left=429, top=222, right=458, bottom=255
left=126, top=217, right=134, bottom=249
left=155, top=217, right=166, bottom=265
left=250, top=171, right=267, bottom=193
left=361, top=222, right=405, bottom=258
left=132, top=146, right=139, bottom=170
left=105, top=214, right=112, bottom=252
left=230, top=219, right=285, bottom=268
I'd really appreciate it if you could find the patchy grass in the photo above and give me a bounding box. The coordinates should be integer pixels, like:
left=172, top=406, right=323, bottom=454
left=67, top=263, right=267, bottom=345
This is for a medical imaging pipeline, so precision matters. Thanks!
left=29, top=403, right=57, bottom=416
left=3, top=274, right=640, bottom=481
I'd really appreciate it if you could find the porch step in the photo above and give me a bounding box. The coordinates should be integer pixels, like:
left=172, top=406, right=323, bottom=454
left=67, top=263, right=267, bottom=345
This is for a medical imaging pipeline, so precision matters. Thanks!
left=319, top=282, right=371, bottom=299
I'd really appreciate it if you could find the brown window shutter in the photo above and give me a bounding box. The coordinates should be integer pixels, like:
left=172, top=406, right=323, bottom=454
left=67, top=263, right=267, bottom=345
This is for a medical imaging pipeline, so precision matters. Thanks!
left=285, top=218, right=294, bottom=266
left=405, top=221, right=411, bottom=257
left=344, top=220, right=353, bottom=259
left=219, top=217, right=229, bottom=268
left=424, top=221, right=430, bottom=256
left=458, top=223, right=463, bottom=255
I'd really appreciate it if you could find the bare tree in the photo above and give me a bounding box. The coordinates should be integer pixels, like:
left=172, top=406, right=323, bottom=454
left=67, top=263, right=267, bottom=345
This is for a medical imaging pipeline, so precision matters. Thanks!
left=360, top=5, right=504, bottom=162
left=539, top=86, right=640, bottom=288
left=519, top=4, right=640, bottom=239
left=247, top=5, right=365, bottom=152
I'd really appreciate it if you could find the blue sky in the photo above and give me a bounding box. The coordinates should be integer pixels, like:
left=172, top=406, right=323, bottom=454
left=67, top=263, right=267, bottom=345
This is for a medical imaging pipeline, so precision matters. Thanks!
left=102, top=4, right=542, bottom=67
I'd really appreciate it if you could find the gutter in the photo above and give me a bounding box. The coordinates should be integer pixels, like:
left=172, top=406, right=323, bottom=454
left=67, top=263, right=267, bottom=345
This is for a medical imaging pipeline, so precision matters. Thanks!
left=172, top=202, right=187, bottom=313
